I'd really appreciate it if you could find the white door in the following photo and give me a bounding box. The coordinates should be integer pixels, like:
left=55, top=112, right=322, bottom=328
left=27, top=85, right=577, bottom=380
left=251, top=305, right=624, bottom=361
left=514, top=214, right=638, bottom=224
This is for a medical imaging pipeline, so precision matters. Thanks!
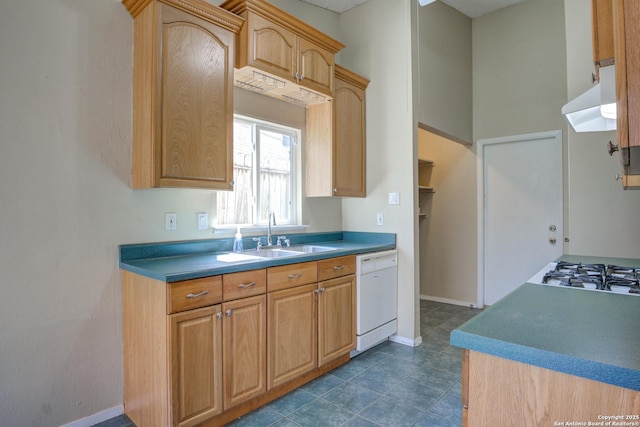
left=479, top=131, right=563, bottom=306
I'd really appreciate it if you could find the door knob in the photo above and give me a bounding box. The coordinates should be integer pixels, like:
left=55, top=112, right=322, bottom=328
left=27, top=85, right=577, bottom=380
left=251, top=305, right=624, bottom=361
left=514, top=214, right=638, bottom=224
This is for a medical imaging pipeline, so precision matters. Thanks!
left=549, top=238, right=557, bottom=245
left=549, top=225, right=556, bottom=232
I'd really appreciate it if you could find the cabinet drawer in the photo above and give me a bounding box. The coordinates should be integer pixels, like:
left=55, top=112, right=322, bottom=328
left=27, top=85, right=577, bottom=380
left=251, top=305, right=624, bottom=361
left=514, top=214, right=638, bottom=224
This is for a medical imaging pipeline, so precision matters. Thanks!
left=223, top=269, right=266, bottom=301
left=318, top=256, right=356, bottom=281
left=267, top=262, right=317, bottom=292
left=168, top=276, right=223, bottom=314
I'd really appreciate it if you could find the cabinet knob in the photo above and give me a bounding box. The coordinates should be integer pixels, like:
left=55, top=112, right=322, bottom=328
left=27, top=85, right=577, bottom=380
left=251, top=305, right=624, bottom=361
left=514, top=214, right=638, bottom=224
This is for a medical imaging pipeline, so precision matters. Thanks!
left=607, top=140, right=619, bottom=156
left=216, top=312, right=223, bottom=319
left=225, top=309, right=232, bottom=317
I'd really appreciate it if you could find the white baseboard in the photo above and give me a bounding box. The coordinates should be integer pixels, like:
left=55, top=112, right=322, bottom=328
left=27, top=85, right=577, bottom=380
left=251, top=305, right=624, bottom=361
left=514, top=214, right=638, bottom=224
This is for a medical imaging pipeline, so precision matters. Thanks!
left=420, top=294, right=479, bottom=309
left=389, top=334, right=422, bottom=347
left=59, top=405, right=124, bottom=427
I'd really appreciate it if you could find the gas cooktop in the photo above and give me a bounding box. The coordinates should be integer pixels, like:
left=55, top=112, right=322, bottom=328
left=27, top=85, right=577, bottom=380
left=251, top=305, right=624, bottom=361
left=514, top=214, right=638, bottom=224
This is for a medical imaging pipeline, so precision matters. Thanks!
left=528, top=261, right=640, bottom=296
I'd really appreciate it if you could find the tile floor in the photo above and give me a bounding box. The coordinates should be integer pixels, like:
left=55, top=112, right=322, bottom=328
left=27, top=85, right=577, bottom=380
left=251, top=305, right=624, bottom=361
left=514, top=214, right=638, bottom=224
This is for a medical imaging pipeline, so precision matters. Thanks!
left=95, top=300, right=481, bottom=427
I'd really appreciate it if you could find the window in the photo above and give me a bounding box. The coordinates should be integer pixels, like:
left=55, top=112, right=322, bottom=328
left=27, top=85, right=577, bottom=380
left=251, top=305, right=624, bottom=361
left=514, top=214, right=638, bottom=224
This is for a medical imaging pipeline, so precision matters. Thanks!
left=216, top=116, right=298, bottom=227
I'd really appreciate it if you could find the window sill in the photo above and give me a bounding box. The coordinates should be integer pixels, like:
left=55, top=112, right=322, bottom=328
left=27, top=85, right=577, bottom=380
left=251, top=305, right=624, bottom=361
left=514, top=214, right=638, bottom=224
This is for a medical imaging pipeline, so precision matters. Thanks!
left=212, top=224, right=309, bottom=235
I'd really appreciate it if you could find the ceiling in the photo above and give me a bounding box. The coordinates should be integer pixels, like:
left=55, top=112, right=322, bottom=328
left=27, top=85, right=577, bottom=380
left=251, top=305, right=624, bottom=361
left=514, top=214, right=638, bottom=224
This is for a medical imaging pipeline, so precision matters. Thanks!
left=298, top=0, right=527, bottom=18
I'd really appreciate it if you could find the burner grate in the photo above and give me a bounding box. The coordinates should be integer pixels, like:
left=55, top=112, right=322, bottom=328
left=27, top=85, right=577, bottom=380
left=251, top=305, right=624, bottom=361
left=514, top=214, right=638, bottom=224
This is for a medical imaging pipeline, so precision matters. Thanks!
left=541, top=262, right=640, bottom=295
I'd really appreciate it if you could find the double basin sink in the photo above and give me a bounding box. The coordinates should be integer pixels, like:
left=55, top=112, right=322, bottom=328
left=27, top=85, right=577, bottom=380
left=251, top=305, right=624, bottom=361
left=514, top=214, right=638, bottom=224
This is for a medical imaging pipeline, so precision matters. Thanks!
left=218, top=245, right=338, bottom=263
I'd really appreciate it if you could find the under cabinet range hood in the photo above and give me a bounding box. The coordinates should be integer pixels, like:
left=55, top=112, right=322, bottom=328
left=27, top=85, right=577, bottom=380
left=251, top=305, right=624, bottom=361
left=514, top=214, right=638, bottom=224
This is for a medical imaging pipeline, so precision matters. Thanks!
left=562, top=65, right=617, bottom=132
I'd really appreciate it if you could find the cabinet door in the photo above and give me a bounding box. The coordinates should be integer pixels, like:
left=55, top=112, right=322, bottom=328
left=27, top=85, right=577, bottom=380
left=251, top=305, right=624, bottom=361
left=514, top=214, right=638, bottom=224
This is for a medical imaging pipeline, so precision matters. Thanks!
left=298, top=37, right=334, bottom=97
left=267, top=284, right=318, bottom=389
left=245, top=13, right=297, bottom=83
left=223, top=295, right=267, bottom=409
left=170, top=305, right=223, bottom=427
left=318, top=275, right=356, bottom=366
left=592, top=0, right=614, bottom=68
left=613, top=0, right=640, bottom=186
left=158, top=5, right=234, bottom=189
left=333, top=68, right=368, bottom=197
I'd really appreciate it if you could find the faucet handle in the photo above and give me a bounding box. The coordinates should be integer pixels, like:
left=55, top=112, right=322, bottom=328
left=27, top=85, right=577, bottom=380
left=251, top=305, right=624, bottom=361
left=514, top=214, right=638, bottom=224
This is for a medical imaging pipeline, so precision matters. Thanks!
left=252, top=237, right=263, bottom=250
left=277, top=236, right=289, bottom=247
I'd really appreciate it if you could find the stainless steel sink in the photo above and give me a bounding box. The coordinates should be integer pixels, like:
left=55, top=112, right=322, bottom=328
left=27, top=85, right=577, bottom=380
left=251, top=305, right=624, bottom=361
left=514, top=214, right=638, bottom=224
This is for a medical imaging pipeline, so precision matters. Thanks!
left=287, top=245, right=337, bottom=253
left=240, top=245, right=338, bottom=259
left=244, top=248, right=300, bottom=258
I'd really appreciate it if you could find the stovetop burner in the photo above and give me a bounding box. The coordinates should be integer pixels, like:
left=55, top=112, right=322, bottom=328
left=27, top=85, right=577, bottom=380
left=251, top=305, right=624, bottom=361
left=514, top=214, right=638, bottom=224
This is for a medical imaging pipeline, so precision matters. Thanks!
left=534, top=262, right=640, bottom=295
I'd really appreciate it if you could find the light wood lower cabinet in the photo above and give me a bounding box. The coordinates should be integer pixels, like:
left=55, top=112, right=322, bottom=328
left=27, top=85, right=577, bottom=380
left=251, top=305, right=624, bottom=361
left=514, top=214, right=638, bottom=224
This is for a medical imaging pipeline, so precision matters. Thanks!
left=222, top=295, right=267, bottom=409
left=267, top=283, right=318, bottom=389
left=318, top=274, right=356, bottom=366
left=462, top=349, right=640, bottom=426
left=267, top=257, right=356, bottom=386
left=170, top=306, right=223, bottom=427
left=123, top=256, right=355, bottom=427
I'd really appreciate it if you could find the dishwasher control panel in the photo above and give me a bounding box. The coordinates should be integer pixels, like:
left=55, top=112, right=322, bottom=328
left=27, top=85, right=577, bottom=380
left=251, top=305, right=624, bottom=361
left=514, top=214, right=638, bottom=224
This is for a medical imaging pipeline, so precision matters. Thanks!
left=357, top=250, right=398, bottom=275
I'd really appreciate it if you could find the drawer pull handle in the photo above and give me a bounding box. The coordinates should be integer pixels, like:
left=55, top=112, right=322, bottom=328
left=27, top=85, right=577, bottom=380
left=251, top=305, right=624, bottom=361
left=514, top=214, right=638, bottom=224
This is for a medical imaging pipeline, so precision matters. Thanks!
left=288, top=273, right=303, bottom=279
left=332, top=265, right=345, bottom=271
left=186, top=290, right=209, bottom=298
left=238, top=281, right=256, bottom=288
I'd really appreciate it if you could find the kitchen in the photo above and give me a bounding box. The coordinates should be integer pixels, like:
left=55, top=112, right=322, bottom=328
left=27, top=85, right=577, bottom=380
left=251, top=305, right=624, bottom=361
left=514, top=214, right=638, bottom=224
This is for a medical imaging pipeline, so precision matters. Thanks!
left=0, top=0, right=639, bottom=426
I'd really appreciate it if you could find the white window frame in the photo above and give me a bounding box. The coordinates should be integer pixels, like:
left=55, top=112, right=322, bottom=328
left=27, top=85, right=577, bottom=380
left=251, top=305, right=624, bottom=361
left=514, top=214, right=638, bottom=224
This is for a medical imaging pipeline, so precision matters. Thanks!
left=214, top=115, right=300, bottom=232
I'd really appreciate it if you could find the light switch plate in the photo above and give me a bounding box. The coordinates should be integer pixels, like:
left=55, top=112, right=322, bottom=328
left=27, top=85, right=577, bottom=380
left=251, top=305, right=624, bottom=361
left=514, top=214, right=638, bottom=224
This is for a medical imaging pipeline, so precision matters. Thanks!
left=377, top=212, right=384, bottom=226
left=165, top=212, right=177, bottom=231
left=197, top=212, right=208, bottom=230
left=388, top=192, right=400, bottom=205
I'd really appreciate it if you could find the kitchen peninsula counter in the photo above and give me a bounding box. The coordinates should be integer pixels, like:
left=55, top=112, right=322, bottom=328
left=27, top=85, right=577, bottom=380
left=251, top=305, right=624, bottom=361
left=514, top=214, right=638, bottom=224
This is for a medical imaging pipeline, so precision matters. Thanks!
left=120, top=231, right=395, bottom=282
left=451, top=255, right=640, bottom=425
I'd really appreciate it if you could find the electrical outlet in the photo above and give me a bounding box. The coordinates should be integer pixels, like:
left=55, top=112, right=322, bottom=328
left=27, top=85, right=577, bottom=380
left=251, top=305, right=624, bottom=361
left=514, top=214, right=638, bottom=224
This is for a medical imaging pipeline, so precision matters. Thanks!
left=165, top=212, right=177, bottom=231
left=377, top=212, right=384, bottom=226
left=197, top=212, right=208, bottom=230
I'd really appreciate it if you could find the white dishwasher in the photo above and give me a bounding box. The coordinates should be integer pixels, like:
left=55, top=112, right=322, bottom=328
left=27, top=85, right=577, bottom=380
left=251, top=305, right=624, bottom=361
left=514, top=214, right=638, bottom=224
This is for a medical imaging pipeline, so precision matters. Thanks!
left=353, top=249, right=398, bottom=355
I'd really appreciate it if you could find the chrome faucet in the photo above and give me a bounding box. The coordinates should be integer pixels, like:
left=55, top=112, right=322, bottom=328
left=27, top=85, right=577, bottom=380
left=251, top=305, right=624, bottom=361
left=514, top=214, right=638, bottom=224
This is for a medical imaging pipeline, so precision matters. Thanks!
left=266, top=212, right=275, bottom=246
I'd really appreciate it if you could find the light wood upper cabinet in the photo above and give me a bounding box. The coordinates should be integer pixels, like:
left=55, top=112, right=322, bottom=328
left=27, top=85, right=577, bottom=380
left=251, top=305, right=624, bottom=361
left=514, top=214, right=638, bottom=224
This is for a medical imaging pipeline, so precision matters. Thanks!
left=220, top=0, right=344, bottom=105
left=122, top=0, right=242, bottom=190
left=613, top=0, right=640, bottom=188
left=306, top=65, right=369, bottom=197
left=170, top=305, right=223, bottom=427
left=333, top=66, right=369, bottom=197
left=592, top=0, right=615, bottom=69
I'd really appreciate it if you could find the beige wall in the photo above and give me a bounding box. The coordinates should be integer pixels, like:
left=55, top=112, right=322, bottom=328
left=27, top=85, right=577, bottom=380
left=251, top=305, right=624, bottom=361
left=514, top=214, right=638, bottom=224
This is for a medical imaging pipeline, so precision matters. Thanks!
left=0, top=0, right=341, bottom=425
left=418, top=131, right=477, bottom=305
left=416, top=1, right=472, bottom=143
left=473, top=0, right=568, bottom=141
left=339, top=0, right=420, bottom=345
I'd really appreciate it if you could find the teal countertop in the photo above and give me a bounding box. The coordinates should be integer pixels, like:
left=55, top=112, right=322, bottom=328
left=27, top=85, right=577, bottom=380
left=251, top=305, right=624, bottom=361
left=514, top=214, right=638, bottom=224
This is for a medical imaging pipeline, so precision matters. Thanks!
left=451, top=255, right=640, bottom=391
left=119, top=231, right=395, bottom=282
